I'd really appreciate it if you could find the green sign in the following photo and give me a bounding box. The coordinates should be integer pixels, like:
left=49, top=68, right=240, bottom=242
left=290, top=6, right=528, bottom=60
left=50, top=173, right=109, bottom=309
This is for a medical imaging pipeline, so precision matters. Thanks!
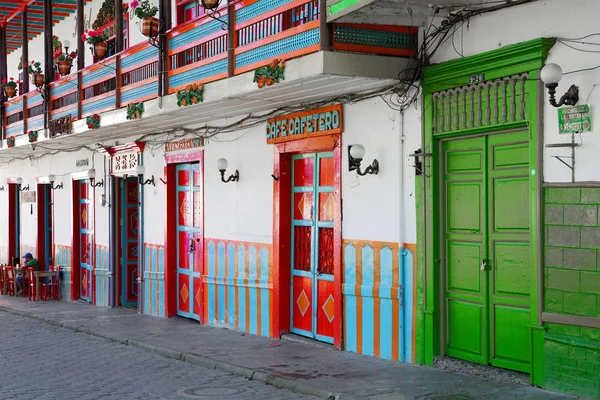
left=558, top=105, right=592, bottom=134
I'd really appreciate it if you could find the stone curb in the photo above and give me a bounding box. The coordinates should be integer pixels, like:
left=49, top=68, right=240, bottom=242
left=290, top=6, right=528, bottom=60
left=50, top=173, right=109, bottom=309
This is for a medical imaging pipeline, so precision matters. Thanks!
left=0, top=306, right=341, bottom=399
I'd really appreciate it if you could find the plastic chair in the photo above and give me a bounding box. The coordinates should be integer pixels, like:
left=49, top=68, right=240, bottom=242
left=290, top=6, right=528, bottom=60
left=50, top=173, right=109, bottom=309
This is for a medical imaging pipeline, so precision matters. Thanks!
left=27, top=268, right=38, bottom=301
left=0, top=264, right=5, bottom=294
left=5, top=266, right=16, bottom=296
left=42, top=266, right=60, bottom=301
left=19, top=268, right=30, bottom=297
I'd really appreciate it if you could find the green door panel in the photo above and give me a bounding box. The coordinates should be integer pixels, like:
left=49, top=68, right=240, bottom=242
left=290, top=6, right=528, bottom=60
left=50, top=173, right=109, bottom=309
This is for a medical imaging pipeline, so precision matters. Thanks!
left=492, top=305, right=531, bottom=372
left=443, top=130, right=531, bottom=374
left=442, top=136, right=488, bottom=364
left=446, top=300, right=485, bottom=363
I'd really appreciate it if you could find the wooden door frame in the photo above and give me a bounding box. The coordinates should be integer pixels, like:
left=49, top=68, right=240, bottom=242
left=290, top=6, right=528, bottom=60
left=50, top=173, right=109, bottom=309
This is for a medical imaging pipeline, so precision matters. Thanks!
left=272, top=135, right=343, bottom=349
left=164, top=150, right=204, bottom=319
left=419, top=38, right=553, bottom=384
left=7, top=180, right=20, bottom=265
left=71, top=176, right=95, bottom=303
left=35, top=183, right=53, bottom=270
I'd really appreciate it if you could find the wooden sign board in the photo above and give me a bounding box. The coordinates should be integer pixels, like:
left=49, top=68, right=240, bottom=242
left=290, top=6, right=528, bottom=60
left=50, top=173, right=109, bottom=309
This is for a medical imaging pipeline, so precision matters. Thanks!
left=164, top=137, right=204, bottom=153
left=21, top=191, right=36, bottom=203
left=266, top=104, right=343, bottom=144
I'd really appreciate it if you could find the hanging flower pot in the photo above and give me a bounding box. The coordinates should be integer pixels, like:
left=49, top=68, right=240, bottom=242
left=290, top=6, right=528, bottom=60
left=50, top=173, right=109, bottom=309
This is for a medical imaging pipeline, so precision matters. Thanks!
left=141, top=17, right=159, bottom=38
left=4, top=85, right=16, bottom=98
left=58, top=60, right=72, bottom=76
left=94, top=42, right=108, bottom=58
left=32, top=73, right=44, bottom=88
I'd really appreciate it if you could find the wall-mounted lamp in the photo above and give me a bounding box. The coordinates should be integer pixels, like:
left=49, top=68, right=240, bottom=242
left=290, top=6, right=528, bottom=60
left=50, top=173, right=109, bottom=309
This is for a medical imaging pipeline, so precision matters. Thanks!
left=0, top=185, right=3, bottom=191
left=15, top=178, right=23, bottom=185
left=348, top=144, right=379, bottom=176
left=540, top=63, right=579, bottom=108
left=87, top=169, right=104, bottom=188
left=216, top=158, right=239, bottom=183
left=135, top=165, right=155, bottom=186
left=20, top=184, right=30, bottom=192
left=48, top=175, right=63, bottom=190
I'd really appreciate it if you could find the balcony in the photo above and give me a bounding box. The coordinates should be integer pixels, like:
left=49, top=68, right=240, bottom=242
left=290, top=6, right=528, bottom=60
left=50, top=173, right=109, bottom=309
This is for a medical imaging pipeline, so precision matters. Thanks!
left=1, top=0, right=417, bottom=147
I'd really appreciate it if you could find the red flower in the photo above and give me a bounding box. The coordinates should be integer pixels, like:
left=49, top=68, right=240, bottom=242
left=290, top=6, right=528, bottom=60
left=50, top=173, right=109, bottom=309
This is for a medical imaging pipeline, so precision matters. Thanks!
left=70, top=51, right=77, bottom=59
left=81, top=33, right=87, bottom=42
left=9, top=77, right=14, bottom=81
left=257, top=76, right=265, bottom=89
left=266, top=77, right=274, bottom=86
left=1, top=79, right=6, bottom=84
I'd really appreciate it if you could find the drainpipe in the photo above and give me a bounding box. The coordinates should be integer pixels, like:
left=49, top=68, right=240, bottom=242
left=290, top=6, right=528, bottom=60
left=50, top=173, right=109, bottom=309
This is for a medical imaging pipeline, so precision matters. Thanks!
left=398, top=108, right=406, bottom=362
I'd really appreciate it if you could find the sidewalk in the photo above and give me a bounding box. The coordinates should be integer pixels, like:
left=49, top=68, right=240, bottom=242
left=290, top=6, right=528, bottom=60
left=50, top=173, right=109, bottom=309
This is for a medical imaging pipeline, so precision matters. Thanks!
left=0, top=297, right=578, bottom=400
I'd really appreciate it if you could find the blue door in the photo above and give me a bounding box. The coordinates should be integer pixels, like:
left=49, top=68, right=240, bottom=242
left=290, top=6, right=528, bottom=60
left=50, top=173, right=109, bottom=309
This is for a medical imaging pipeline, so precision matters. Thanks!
left=43, top=185, right=53, bottom=268
left=121, top=177, right=140, bottom=307
left=79, top=180, right=93, bottom=302
left=176, top=163, right=202, bottom=320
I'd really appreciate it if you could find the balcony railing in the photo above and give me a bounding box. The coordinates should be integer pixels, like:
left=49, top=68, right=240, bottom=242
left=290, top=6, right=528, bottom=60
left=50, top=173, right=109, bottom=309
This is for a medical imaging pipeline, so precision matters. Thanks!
left=2, top=0, right=418, bottom=139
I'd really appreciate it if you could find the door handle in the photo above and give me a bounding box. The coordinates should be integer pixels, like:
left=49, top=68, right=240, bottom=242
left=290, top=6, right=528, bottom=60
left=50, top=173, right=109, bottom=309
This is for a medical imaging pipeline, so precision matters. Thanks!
left=188, top=238, right=195, bottom=254
left=481, top=260, right=487, bottom=271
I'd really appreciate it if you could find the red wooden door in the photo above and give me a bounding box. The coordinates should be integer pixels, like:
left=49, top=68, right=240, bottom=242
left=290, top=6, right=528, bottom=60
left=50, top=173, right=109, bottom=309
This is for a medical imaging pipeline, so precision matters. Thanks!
left=176, top=163, right=202, bottom=320
left=291, top=152, right=335, bottom=343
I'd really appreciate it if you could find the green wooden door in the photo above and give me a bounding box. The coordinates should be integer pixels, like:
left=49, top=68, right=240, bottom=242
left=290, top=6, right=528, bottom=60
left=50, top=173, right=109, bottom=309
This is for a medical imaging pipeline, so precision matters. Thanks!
left=443, top=130, right=531, bottom=374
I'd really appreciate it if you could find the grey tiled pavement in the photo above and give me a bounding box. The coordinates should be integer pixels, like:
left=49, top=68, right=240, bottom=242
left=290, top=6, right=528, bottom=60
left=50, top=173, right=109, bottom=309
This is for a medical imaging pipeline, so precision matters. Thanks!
left=0, top=296, right=581, bottom=399
left=0, top=312, right=317, bottom=400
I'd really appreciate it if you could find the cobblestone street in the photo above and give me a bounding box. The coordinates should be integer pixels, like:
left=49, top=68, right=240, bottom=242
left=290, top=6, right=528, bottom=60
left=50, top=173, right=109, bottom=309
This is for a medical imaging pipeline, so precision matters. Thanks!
left=0, top=311, right=316, bottom=400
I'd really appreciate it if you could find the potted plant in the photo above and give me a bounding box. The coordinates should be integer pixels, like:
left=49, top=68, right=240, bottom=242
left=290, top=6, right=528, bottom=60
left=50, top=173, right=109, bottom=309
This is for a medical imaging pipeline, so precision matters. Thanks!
left=2, top=77, right=18, bottom=98
left=55, top=51, right=77, bottom=76
left=28, top=60, right=44, bottom=88
left=82, top=29, right=109, bottom=58
left=132, top=0, right=159, bottom=37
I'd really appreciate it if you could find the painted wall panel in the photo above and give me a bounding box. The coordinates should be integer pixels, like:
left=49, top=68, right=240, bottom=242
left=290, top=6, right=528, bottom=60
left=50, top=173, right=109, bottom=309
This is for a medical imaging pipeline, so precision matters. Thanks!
left=204, top=238, right=273, bottom=337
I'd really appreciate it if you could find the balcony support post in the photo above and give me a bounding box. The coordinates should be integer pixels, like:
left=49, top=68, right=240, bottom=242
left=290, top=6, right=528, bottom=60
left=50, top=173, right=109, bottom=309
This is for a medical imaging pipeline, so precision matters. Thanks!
left=0, top=25, right=6, bottom=140
left=319, top=0, right=331, bottom=51
left=77, top=0, right=85, bottom=71
left=43, top=0, right=53, bottom=129
left=158, top=0, right=171, bottom=97
left=228, top=1, right=234, bottom=77
left=21, top=7, right=29, bottom=94
left=115, top=0, right=123, bottom=53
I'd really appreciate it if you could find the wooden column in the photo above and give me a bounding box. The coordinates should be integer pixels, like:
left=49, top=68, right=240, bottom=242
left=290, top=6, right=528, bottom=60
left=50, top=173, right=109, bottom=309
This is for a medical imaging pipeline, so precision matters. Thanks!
left=158, top=0, right=171, bottom=97
left=0, top=25, right=6, bottom=140
left=115, top=0, right=123, bottom=53
left=77, top=0, right=85, bottom=71
left=21, top=7, right=29, bottom=94
left=44, top=0, right=53, bottom=128
left=319, top=0, right=331, bottom=51
left=228, top=1, right=235, bottom=77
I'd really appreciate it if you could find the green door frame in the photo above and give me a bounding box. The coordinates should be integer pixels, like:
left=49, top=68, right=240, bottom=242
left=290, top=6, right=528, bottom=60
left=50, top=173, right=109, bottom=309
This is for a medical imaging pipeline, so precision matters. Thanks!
left=416, top=38, right=555, bottom=386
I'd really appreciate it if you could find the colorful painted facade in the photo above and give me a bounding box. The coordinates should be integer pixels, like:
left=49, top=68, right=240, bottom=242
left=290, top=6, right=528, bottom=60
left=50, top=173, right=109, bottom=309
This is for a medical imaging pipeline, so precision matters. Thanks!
left=1, top=0, right=600, bottom=398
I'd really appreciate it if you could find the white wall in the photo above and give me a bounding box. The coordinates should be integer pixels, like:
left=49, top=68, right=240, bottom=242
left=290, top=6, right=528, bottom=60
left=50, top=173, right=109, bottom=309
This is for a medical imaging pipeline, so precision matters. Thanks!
left=141, top=144, right=166, bottom=245
left=427, top=0, right=600, bottom=182
left=203, top=123, right=274, bottom=244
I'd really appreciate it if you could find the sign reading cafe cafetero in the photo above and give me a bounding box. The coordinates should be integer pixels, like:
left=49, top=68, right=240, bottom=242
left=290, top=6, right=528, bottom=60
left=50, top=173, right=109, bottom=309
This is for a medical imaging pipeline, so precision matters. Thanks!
left=266, top=105, right=343, bottom=144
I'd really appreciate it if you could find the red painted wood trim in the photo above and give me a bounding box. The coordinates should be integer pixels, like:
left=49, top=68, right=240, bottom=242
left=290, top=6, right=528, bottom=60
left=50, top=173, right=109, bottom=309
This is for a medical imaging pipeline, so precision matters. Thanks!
left=7, top=184, right=16, bottom=265
left=235, top=0, right=313, bottom=30
left=92, top=182, right=97, bottom=305
left=167, top=6, right=229, bottom=41
left=272, top=133, right=342, bottom=348
left=233, top=45, right=319, bottom=75
left=167, top=72, right=227, bottom=94
left=81, top=91, right=116, bottom=104
left=167, top=53, right=228, bottom=77
left=97, top=141, right=145, bottom=156
left=71, top=180, right=80, bottom=300
left=120, top=77, right=158, bottom=93
left=36, top=184, right=44, bottom=269
left=50, top=105, right=78, bottom=119
left=235, top=20, right=320, bottom=55
left=333, top=23, right=418, bottom=34
left=81, top=75, right=117, bottom=90
left=167, top=30, right=227, bottom=57
left=332, top=43, right=415, bottom=57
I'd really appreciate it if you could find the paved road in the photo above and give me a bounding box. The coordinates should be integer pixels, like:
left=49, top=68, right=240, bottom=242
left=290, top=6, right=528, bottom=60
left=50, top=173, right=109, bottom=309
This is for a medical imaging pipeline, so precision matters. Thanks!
left=0, top=311, right=317, bottom=400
